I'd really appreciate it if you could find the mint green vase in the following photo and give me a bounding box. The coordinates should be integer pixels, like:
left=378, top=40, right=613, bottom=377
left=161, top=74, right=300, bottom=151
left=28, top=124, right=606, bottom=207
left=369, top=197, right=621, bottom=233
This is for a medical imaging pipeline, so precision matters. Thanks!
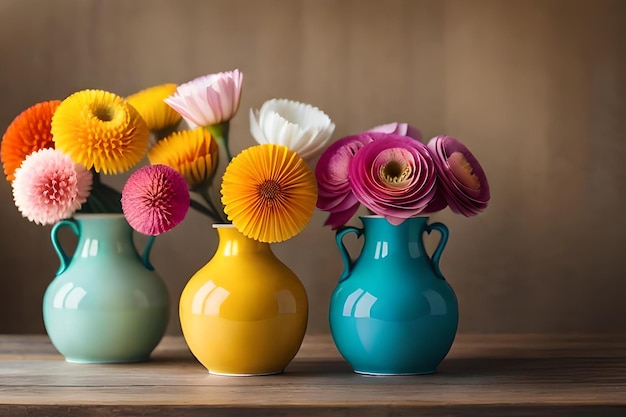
left=43, top=214, right=169, bottom=363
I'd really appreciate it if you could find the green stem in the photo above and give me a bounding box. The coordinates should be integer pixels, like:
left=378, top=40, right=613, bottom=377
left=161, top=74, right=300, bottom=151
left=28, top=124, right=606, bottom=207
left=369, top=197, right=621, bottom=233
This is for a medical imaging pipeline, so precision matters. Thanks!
left=199, top=187, right=228, bottom=223
left=189, top=199, right=222, bottom=223
left=205, top=122, right=232, bottom=162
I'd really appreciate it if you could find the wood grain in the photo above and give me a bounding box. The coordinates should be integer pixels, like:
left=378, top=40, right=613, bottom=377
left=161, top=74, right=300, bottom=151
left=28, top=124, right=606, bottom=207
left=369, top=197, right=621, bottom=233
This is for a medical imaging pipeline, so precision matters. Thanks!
left=0, top=334, right=625, bottom=416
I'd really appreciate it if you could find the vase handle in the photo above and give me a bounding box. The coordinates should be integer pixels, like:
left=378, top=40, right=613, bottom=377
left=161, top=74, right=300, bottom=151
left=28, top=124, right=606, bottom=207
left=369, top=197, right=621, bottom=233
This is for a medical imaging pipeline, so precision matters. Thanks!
left=335, top=226, right=364, bottom=283
left=425, top=222, right=449, bottom=279
left=50, top=219, right=80, bottom=276
left=139, top=235, right=156, bottom=271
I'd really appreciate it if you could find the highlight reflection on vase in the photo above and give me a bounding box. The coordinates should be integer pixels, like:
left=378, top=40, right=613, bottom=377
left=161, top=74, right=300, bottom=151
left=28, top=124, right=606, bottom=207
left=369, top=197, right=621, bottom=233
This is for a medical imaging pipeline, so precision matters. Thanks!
left=179, top=224, right=308, bottom=376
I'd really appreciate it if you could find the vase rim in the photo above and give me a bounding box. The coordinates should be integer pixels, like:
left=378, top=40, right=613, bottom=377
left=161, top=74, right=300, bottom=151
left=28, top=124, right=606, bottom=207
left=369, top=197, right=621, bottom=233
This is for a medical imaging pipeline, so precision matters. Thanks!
left=359, top=215, right=430, bottom=220
left=72, top=213, right=125, bottom=220
left=212, top=223, right=235, bottom=229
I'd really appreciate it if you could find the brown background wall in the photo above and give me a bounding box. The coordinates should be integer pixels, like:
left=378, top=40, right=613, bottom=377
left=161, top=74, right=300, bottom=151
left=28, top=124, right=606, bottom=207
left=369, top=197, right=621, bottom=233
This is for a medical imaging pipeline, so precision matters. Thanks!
left=1, top=0, right=625, bottom=336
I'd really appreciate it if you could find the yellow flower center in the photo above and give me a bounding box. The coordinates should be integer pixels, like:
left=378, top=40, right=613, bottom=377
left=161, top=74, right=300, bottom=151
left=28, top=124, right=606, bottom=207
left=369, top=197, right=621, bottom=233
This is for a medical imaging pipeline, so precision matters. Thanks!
left=258, top=180, right=282, bottom=201
left=381, top=160, right=410, bottom=183
left=92, top=105, right=116, bottom=122
left=449, top=151, right=480, bottom=190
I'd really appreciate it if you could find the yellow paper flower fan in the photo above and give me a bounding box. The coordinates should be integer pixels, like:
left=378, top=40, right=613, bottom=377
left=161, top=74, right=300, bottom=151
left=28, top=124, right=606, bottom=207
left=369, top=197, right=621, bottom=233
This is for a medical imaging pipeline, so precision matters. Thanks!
left=148, top=127, right=219, bottom=188
left=126, top=83, right=182, bottom=132
left=221, top=144, right=317, bottom=243
left=51, top=89, right=149, bottom=174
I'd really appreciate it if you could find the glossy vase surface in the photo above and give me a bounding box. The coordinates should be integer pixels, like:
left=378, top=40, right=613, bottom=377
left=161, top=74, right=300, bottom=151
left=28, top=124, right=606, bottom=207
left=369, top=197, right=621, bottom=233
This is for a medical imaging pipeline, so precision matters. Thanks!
left=329, top=215, right=458, bottom=375
left=179, top=224, right=308, bottom=376
left=43, top=214, right=169, bottom=363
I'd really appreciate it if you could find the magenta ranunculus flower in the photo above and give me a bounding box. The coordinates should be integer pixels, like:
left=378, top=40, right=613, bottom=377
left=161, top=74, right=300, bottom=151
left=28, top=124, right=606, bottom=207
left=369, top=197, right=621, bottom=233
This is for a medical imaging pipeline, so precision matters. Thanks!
left=121, top=164, right=190, bottom=236
left=164, top=69, right=243, bottom=128
left=349, top=134, right=437, bottom=225
left=368, top=122, right=422, bottom=141
left=315, top=132, right=380, bottom=229
left=427, top=135, right=490, bottom=216
left=12, top=148, right=92, bottom=225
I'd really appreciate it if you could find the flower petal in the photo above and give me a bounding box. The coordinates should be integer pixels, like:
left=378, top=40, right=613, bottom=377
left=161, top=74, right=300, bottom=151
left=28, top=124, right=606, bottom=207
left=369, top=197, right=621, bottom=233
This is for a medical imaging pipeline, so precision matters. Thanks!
left=164, top=69, right=243, bottom=127
left=250, top=98, right=335, bottom=160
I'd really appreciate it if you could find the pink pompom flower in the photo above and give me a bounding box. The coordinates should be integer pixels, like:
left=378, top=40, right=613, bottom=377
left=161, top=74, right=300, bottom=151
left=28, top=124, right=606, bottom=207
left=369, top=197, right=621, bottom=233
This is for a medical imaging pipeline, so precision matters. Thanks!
left=368, top=122, right=422, bottom=141
left=427, top=135, right=490, bottom=216
left=12, top=148, right=92, bottom=225
left=164, top=69, right=243, bottom=128
left=121, top=164, right=190, bottom=236
left=315, top=132, right=379, bottom=229
left=349, top=134, right=437, bottom=225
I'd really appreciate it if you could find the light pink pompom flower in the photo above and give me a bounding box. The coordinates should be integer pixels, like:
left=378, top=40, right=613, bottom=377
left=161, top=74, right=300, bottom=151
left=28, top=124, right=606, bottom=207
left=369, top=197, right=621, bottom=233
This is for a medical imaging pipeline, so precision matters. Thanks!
left=315, top=132, right=379, bottom=229
left=164, top=69, right=243, bottom=128
left=349, top=134, right=437, bottom=225
left=12, top=148, right=92, bottom=225
left=427, top=135, right=490, bottom=216
left=368, top=122, right=422, bottom=141
left=121, top=164, right=190, bottom=236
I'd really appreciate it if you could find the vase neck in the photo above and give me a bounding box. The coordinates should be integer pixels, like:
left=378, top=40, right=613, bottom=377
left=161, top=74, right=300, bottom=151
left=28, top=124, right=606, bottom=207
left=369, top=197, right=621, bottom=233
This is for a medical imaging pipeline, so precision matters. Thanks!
left=215, top=225, right=271, bottom=256
left=74, top=214, right=136, bottom=254
left=359, top=216, right=429, bottom=258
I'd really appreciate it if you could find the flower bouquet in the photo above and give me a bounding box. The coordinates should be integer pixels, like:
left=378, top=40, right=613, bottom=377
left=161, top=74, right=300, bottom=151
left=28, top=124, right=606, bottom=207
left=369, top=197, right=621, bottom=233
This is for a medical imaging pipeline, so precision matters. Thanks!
left=315, top=122, right=490, bottom=227
left=314, top=122, right=490, bottom=375
left=0, top=69, right=336, bottom=367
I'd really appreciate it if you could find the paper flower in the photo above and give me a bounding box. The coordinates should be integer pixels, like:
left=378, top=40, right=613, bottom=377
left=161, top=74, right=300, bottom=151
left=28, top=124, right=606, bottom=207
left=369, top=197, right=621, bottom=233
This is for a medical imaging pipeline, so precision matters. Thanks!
left=250, top=98, right=336, bottom=160
left=12, top=148, right=92, bottom=225
left=427, top=135, right=490, bottom=216
left=368, top=122, right=422, bottom=141
left=164, top=69, right=243, bottom=128
left=1, top=100, right=61, bottom=183
left=148, top=127, right=219, bottom=188
left=315, top=133, right=377, bottom=229
left=126, top=83, right=182, bottom=132
left=121, top=164, right=190, bottom=236
left=221, top=144, right=317, bottom=243
left=51, top=89, right=149, bottom=174
left=349, top=134, right=437, bottom=225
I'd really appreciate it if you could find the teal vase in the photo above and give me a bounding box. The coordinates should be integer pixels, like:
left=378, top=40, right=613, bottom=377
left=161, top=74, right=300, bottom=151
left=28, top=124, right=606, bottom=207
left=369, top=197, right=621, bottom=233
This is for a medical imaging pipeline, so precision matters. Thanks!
left=43, top=214, right=169, bottom=363
left=329, top=215, right=458, bottom=375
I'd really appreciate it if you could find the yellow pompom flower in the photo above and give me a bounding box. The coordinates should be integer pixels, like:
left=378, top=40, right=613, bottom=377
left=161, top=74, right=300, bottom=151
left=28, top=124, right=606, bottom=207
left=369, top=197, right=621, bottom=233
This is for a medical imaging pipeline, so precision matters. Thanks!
left=126, top=83, right=182, bottom=132
left=221, top=144, right=317, bottom=243
left=51, top=90, right=149, bottom=174
left=148, top=127, right=219, bottom=188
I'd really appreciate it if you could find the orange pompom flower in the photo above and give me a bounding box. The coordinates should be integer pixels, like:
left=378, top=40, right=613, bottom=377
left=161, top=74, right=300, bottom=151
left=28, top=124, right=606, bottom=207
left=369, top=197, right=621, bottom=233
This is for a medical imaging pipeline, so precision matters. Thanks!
left=1, top=100, right=61, bottom=183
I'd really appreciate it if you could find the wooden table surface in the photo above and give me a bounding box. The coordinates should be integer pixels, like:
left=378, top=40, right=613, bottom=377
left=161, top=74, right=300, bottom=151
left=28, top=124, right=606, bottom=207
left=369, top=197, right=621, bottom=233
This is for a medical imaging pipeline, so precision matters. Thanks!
left=0, top=334, right=625, bottom=416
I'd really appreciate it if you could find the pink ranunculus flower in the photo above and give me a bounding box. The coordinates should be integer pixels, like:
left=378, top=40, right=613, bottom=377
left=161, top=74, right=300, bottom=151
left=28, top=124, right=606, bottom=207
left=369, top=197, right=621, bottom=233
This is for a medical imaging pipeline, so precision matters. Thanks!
left=164, top=69, right=243, bottom=127
left=12, top=148, right=92, bottom=225
left=315, top=132, right=380, bottom=229
left=121, top=164, right=190, bottom=236
left=368, top=122, right=422, bottom=141
left=349, top=134, right=437, bottom=225
left=427, top=135, right=490, bottom=216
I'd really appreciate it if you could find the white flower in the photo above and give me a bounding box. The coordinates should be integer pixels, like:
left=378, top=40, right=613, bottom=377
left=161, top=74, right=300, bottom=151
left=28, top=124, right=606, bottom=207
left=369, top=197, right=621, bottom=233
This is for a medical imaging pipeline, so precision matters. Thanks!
left=250, top=98, right=335, bottom=160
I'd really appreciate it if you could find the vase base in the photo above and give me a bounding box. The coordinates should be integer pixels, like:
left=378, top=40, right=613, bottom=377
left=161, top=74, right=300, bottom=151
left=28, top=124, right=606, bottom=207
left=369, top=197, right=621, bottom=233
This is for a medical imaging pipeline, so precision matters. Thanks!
left=354, top=369, right=436, bottom=376
left=65, top=356, right=150, bottom=364
left=208, top=369, right=284, bottom=377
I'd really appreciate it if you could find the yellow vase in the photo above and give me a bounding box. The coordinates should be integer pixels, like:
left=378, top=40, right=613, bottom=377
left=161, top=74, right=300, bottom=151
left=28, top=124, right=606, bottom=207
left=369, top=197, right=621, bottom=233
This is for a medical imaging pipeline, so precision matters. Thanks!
left=179, top=224, right=308, bottom=375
